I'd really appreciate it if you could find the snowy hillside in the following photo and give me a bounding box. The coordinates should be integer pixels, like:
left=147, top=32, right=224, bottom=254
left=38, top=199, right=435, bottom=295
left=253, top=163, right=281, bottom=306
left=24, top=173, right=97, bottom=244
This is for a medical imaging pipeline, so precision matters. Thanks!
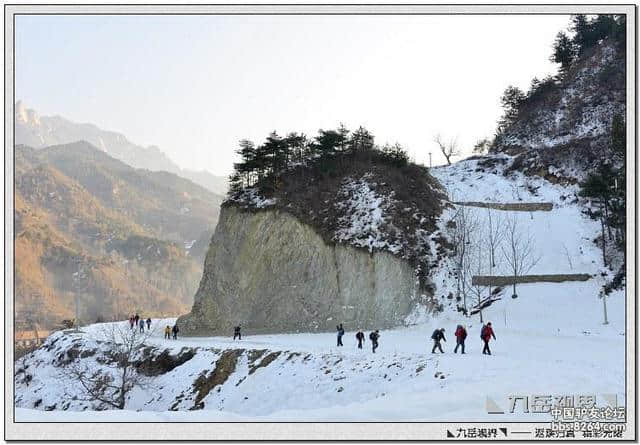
left=431, top=154, right=609, bottom=277
left=494, top=42, right=624, bottom=153
left=14, top=154, right=625, bottom=422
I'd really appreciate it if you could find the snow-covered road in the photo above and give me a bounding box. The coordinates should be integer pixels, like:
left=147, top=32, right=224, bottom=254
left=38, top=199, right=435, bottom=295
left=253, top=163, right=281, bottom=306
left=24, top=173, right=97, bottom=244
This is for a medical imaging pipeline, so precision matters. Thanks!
left=16, top=278, right=625, bottom=422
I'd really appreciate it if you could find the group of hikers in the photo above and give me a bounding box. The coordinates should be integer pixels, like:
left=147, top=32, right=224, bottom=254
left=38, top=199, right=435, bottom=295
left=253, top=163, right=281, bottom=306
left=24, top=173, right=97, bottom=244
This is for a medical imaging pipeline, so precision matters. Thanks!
left=337, top=324, right=381, bottom=353
left=430, top=322, right=497, bottom=355
left=127, top=314, right=179, bottom=339
left=128, top=314, right=151, bottom=333
left=141, top=317, right=497, bottom=355
left=334, top=322, right=496, bottom=355
left=164, top=324, right=179, bottom=340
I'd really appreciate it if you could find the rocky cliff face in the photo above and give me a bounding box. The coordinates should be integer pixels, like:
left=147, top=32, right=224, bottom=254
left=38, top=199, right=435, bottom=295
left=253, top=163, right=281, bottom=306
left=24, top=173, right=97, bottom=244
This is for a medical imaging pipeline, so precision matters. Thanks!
left=178, top=206, right=432, bottom=335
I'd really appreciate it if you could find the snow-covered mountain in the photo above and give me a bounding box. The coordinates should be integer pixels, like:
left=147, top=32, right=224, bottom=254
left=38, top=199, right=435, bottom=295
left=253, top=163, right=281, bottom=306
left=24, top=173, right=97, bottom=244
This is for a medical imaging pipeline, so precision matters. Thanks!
left=14, top=152, right=626, bottom=422
left=13, top=18, right=627, bottom=426
left=14, top=101, right=228, bottom=196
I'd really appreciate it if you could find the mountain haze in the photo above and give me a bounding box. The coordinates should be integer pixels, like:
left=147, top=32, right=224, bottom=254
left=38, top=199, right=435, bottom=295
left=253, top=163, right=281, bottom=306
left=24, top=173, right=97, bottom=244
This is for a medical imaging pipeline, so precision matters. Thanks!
left=15, top=101, right=229, bottom=196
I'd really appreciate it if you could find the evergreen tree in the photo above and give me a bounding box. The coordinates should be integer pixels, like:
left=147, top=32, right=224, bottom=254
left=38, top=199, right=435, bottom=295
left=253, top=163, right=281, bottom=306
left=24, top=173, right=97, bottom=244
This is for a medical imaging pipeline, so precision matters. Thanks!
left=350, top=126, right=375, bottom=152
left=235, top=139, right=257, bottom=187
left=252, top=141, right=270, bottom=183
left=551, top=31, right=576, bottom=74
left=579, top=162, right=619, bottom=267
left=336, top=124, right=350, bottom=152
left=609, top=114, right=626, bottom=248
left=592, top=15, right=619, bottom=45
left=612, top=15, right=626, bottom=49
left=284, top=132, right=307, bottom=164
left=498, top=86, right=526, bottom=131
left=261, top=131, right=287, bottom=187
left=314, top=129, right=343, bottom=155
left=381, top=143, right=409, bottom=167
left=571, top=14, right=623, bottom=56
left=228, top=171, right=243, bottom=195
left=571, top=14, right=595, bottom=55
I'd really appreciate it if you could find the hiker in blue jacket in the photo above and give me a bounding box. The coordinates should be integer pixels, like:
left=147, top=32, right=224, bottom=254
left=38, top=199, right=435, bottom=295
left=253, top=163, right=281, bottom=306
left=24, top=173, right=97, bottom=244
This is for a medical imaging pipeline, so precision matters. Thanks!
left=431, top=328, right=446, bottom=353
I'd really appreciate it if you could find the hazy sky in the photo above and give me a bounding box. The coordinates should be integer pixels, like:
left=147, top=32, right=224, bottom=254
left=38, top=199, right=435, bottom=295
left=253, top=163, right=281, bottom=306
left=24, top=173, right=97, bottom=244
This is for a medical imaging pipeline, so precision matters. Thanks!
left=16, top=14, right=570, bottom=176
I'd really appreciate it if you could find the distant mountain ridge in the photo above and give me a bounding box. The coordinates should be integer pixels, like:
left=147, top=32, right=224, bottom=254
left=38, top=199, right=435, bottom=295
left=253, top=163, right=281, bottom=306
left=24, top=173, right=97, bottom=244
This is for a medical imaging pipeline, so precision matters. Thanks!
left=15, top=101, right=228, bottom=196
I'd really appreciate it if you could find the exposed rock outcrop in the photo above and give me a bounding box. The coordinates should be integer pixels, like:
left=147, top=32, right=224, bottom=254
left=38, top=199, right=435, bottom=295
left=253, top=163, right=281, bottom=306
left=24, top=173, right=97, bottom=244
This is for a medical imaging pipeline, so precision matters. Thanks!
left=178, top=206, right=433, bottom=335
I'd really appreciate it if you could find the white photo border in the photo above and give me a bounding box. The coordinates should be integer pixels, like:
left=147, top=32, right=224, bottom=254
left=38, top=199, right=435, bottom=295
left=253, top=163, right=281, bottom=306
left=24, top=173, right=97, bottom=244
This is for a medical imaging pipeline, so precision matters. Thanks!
left=4, top=3, right=636, bottom=441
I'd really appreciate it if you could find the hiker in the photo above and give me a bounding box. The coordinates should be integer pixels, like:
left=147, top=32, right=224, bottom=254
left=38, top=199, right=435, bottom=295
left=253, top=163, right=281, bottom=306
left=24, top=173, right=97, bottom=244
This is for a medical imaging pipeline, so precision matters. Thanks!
left=337, top=323, right=345, bottom=347
left=146, top=318, right=151, bottom=330
left=355, top=330, right=365, bottom=349
left=369, top=330, right=380, bottom=353
left=233, top=325, right=242, bottom=340
left=164, top=325, right=171, bottom=340
left=139, top=319, right=145, bottom=333
left=431, top=328, right=446, bottom=354
left=172, top=324, right=179, bottom=340
left=134, top=313, right=140, bottom=326
left=454, top=324, right=467, bottom=354
left=481, top=322, right=496, bottom=355
left=129, top=316, right=134, bottom=330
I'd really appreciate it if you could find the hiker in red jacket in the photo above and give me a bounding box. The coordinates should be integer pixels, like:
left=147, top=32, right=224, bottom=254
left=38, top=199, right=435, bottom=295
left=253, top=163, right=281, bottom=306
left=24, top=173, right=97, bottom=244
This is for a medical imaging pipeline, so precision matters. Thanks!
left=454, top=324, right=467, bottom=354
left=481, top=322, right=496, bottom=355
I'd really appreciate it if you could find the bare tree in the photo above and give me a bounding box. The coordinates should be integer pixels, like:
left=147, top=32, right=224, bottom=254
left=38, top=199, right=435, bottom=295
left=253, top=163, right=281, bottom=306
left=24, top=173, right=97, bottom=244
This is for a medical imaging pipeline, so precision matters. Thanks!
left=464, top=234, right=488, bottom=323
left=485, top=209, right=505, bottom=300
left=501, top=214, right=542, bottom=299
left=449, top=205, right=480, bottom=312
left=434, top=134, right=460, bottom=165
left=66, top=323, right=154, bottom=409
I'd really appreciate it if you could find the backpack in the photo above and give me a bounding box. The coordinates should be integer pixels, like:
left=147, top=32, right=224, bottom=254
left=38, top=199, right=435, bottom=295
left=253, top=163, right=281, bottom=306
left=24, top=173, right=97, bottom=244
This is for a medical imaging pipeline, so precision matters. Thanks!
left=431, top=330, right=439, bottom=340
left=369, top=332, right=376, bottom=341
left=480, top=325, right=486, bottom=340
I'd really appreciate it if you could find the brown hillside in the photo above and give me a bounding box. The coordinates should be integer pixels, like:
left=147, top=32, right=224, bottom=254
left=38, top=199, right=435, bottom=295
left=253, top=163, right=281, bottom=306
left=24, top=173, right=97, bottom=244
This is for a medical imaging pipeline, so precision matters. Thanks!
left=14, top=143, right=219, bottom=329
